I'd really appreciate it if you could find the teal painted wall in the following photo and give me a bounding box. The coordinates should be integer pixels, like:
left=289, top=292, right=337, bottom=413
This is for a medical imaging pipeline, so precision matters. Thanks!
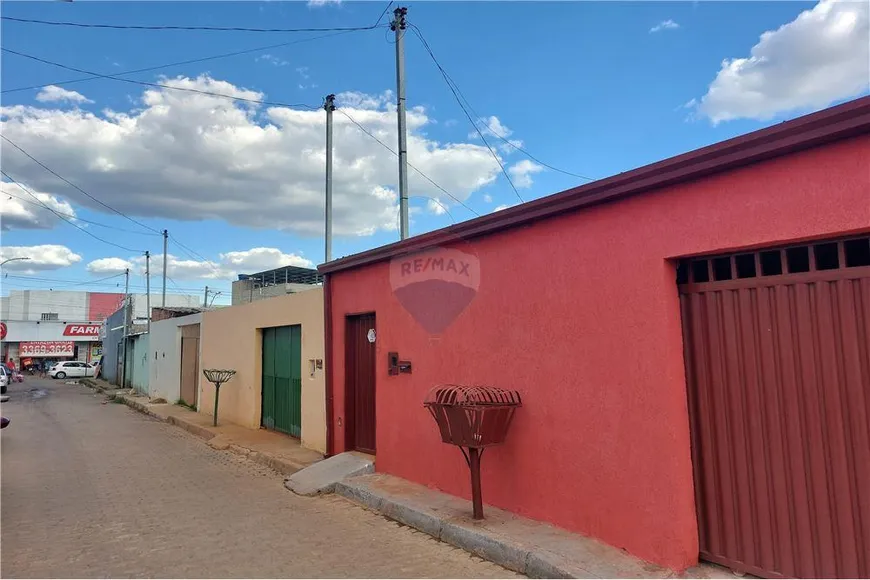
left=129, top=334, right=150, bottom=394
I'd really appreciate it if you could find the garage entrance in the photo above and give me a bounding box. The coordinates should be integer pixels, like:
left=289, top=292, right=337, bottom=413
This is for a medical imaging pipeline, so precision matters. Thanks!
left=261, top=325, right=302, bottom=437
left=678, top=235, right=870, bottom=578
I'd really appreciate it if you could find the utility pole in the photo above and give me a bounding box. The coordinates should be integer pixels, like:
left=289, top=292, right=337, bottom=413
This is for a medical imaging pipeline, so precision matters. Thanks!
left=145, top=251, right=151, bottom=335
left=121, top=268, right=129, bottom=388
left=203, top=285, right=209, bottom=308
left=391, top=6, right=410, bottom=240
left=162, top=229, right=168, bottom=307
left=324, top=93, right=335, bottom=263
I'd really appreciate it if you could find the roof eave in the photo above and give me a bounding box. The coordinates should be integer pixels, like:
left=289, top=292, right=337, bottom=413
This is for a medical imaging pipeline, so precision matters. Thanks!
left=319, top=96, right=870, bottom=275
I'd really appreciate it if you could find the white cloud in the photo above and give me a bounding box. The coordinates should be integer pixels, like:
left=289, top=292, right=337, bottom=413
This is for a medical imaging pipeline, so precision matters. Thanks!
left=468, top=115, right=523, bottom=153
left=256, top=54, right=289, bottom=67
left=0, top=245, right=82, bottom=272
left=650, top=19, right=680, bottom=33
left=493, top=203, right=515, bottom=212
left=483, top=194, right=493, bottom=203
left=89, top=247, right=314, bottom=281
left=87, top=257, right=134, bottom=275
left=1, top=76, right=502, bottom=238
left=308, top=0, right=340, bottom=6
left=0, top=181, right=76, bottom=230
left=35, top=85, right=93, bottom=104
left=220, top=247, right=313, bottom=272
left=694, top=0, right=869, bottom=124
left=426, top=198, right=447, bottom=215
left=507, top=159, right=544, bottom=189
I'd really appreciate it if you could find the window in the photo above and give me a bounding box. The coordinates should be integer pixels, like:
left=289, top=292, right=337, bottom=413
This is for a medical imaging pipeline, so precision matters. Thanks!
left=678, top=236, right=867, bottom=286
left=40, top=313, right=59, bottom=321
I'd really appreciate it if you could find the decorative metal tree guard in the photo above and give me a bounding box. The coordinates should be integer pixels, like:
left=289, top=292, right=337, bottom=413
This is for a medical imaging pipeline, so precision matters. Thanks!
left=424, top=384, right=522, bottom=519
left=202, top=369, right=236, bottom=427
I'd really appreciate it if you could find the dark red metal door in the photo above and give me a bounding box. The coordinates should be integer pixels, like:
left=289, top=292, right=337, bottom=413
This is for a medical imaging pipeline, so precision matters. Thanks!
left=345, top=313, right=376, bottom=454
left=679, top=237, right=870, bottom=578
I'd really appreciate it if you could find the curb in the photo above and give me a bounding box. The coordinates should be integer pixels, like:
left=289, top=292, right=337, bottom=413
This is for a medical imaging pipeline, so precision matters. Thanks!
left=332, top=480, right=552, bottom=577
left=332, top=479, right=671, bottom=579
left=82, top=380, right=307, bottom=476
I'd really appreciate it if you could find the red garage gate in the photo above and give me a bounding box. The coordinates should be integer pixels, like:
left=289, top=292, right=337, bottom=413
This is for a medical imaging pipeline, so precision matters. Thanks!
left=679, top=235, right=870, bottom=578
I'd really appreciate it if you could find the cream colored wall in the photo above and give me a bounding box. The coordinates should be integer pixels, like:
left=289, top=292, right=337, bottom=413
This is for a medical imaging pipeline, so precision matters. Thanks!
left=198, top=287, right=326, bottom=453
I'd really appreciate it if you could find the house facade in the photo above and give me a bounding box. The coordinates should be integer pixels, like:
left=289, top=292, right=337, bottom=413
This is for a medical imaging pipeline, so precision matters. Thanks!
left=319, top=98, right=870, bottom=577
left=198, top=287, right=327, bottom=453
left=149, top=310, right=202, bottom=405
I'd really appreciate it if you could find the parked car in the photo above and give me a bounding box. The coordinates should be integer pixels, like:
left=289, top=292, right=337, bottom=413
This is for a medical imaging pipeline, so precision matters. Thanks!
left=49, top=361, right=97, bottom=379
left=0, top=365, right=9, bottom=395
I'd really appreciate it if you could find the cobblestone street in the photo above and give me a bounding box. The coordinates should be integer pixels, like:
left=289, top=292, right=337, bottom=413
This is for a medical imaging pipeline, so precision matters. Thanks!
left=0, top=379, right=516, bottom=578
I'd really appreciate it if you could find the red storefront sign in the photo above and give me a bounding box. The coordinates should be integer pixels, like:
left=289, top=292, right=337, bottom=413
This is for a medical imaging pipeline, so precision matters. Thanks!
left=0, top=322, right=7, bottom=340
left=63, top=324, right=102, bottom=337
left=20, top=341, right=74, bottom=357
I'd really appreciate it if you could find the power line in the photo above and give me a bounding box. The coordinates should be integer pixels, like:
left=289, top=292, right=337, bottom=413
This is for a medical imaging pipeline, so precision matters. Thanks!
left=410, top=195, right=456, bottom=223
left=374, top=1, right=395, bottom=27
left=336, top=108, right=481, bottom=218
left=2, top=274, right=220, bottom=293
left=2, top=272, right=125, bottom=290
left=0, top=15, right=384, bottom=33
left=1, top=134, right=162, bottom=235
left=1, top=188, right=162, bottom=235
left=168, top=236, right=227, bottom=280
left=1, top=277, right=208, bottom=293
left=166, top=275, right=206, bottom=304
left=408, top=25, right=523, bottom=204
left=1, top=123, right=235, bottom=286
left=396, top=195, right=456, bottom=236
left=2, top=29, right=367, bottom=95
left=2, top=47, right=321, bottom=111
left=409, top=23, right=594, bottom=184
left=0, top=169, right=147, bottom=253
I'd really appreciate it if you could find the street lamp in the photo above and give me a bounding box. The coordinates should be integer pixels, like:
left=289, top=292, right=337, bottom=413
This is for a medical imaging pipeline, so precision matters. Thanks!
left=0, top=257, right=31, bottom=267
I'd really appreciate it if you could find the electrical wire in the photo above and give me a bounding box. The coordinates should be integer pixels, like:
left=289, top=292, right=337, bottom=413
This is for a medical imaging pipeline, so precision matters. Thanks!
left=374, top=1, right=395, bottom=27
left=2, top=29, right=367, bottom=95
left=407, top=25, right=523, bottom=204
left=1, top=134, right=162, bottom=235
left=336, top=108, right=481, bottom=218
left=168, top=236, right=227, bottom=280
left=2, top=273, right=126, bottom=290
left=395, top=195, right=457, bottom=236
left=0, top=15, right=384, bottom=33
left=1, top=129, right=234, bottom=287
left=4, top=273, right=124, bottom=285
left=411, top=195, right=456, bottom=223
left=1, top=188, right=162, bottom=235
left=1, top=275, right=207, bottom=292
left=166, top=275, right=225, bottom=305
left=2, top=47, right=322, bottom=111
left=0, top=169, right=147, bottom=253
left=409, top=23, right=595, bottom=184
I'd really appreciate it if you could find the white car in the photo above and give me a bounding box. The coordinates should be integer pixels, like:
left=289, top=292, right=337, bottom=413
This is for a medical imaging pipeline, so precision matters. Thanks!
left=49, top=361, right=96, bottom=379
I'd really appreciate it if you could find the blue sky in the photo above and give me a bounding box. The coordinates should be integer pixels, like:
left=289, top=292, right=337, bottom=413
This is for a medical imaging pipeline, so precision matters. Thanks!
left=1, top=1, right=868, bottom=304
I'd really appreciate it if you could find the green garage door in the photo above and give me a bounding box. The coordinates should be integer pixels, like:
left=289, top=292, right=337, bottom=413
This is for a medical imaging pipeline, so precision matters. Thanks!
left=261, top=325, right=302, bottom=437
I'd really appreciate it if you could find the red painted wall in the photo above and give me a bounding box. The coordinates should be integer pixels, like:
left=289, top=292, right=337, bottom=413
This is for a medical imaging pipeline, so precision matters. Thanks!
left=88, top=293, right=125, bottom=321
left=327, top=135, right=870, bottom=570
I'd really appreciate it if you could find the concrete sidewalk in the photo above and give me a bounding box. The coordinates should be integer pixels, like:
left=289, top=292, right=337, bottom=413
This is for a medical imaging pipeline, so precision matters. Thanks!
left=332, top=473, right=740, bottom=579
left=81, top=378, right=323, bottom=475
